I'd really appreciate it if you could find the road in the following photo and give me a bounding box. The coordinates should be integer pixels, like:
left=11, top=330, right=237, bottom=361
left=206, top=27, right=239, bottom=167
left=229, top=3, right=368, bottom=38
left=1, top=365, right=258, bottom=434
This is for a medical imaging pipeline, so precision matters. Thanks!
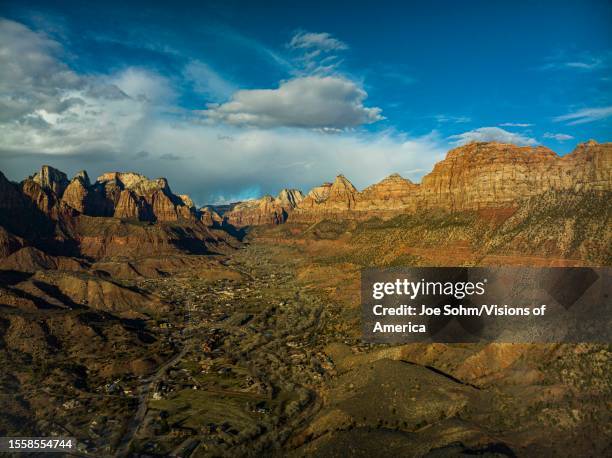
left=114, top=345, right=189, bottom=457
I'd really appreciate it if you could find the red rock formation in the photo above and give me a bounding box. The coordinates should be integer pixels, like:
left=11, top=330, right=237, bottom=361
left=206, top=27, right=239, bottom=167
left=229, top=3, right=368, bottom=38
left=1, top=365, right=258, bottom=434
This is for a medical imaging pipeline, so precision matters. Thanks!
left=21, top=178, right=56, bottom=216
left=417, top=141, right=611, bottom=211
left=356, top=173, right=418, bottom=212
left=31, top=165, right=69, bottom=197
left=289, top=141, right=612, bottom=222
left=94, top=172, right=195, bottom=222
left=150, top=189, right=181, bottom=221
left=62, top=171, right=91, bottom=213
left=223, top=189, right=304, bottom=227
left=0, top=171, right=55, bottom=241
left=113, top=190, right=142, bottom=219
left=200, top=207, right=223, bottom=226
left=290, top=175, right=357, bottom=221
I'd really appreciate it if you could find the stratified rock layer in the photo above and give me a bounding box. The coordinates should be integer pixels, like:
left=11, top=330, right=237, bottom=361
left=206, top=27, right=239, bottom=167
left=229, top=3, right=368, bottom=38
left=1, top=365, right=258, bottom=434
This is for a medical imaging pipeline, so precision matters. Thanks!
left=290, top=141, right=612, bottom=222
left=0, top=167, right=234, bottom=260
left=223, top=189, right=304, bottom=226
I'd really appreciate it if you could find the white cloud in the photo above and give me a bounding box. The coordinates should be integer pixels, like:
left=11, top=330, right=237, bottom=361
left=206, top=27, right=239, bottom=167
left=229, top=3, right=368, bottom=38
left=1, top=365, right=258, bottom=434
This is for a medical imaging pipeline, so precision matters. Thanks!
left=553, top=106, right=612, bottom=125
left=543, top=132, right=574, bottom=141
left=204, top=76, right=384, bottom=129
left=564, top=60, right=602, bottom=70
left=499, top=122, right=533, bottom=127
left=0, top=19, right=443, bottom=206
left=288, top=31, right=348, bottom=51
left=449, top=127, right=537, bottom=146
left=0, top=18, right=84, bottom=121
left=111, top=68, right=177, bottom=104
left=540, top=51, right=608, bottom=72
left=0, top=18, right=162, bottom=156
left=134, top=124, right=445, bottom=204
left=436, top=115, right=471, bottom=123
left=287, top=30, right=347, bottom=75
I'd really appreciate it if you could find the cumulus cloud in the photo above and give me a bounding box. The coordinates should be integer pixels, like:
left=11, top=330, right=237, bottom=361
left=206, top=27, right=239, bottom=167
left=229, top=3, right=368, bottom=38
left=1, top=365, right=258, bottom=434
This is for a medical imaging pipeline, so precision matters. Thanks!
left=449, top=127, right=538, bottom=146
left=0, top=18, right=84, bottom=121
left=0, top=18, right=187, bottom=158
left=0, top=19, right=443, bottom=206
left=553, top=106, right=612, bottom=125
left=543, top=132, right=574, bottom=141
left=204, top=76, right=383, bottom=129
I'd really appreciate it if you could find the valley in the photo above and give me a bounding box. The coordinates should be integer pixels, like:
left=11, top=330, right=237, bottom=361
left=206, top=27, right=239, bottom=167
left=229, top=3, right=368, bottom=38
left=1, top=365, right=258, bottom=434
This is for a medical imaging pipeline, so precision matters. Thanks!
left=0, top=140, right=610, bottom=457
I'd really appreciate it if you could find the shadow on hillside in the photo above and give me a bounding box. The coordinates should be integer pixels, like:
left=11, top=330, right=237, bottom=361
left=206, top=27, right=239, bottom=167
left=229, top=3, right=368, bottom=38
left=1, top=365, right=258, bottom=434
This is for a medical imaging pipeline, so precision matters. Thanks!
left=220, top=221, right=249, bottom=241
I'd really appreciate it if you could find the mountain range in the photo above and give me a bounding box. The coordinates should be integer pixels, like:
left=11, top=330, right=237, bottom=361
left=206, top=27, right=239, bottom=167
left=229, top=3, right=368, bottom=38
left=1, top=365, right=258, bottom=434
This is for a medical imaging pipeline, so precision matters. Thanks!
left=1, top=140, right=610, bottom=266
left=0, top=139, right=611, bottom=455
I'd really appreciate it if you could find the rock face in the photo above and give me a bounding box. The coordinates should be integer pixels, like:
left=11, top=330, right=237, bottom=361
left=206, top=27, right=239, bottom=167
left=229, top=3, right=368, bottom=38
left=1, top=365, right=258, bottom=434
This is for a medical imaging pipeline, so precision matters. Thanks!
left=94, top=172, right=195, bottom=222
left=223, top=189, right=304, bottom=226
left=113, top=190, right=142, bottom=219
left=31, top=165, right=69, bottom=197
left=0, top=226, right=24, bottom=258
left=290, top=176, right=356, bottom=221
left=290, top=141, right=612, bottom=222
left=16, top=168, right=197, bottom=222
left=200, top=207, right=223, bottom=226
left=356, top=173, right=418, bottom=212
left=0, top=166, right=235, bottom=261
left=0, top=171, right=55, bottom=241
left=62, top=172, right=91, bottom=213
left=20, top=178, right=57, bottom=216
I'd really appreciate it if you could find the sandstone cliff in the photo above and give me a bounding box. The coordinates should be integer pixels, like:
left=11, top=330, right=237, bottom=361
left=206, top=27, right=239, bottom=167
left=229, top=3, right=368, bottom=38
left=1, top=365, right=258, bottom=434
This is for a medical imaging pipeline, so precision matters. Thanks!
left=223, top=189, right=304, bottom=226
left=200, top=206, right=223, bottom=226
left=290, top=141, right=612, bottom=222
left=0, top=167, right=234, bottom=260
left=17, top=167, right=199, bottom=223
left=94, top=172, right=195, bottom=222
left=31, top=165, right=69, bottom=197
left=62, top=171, right=91, bottom=214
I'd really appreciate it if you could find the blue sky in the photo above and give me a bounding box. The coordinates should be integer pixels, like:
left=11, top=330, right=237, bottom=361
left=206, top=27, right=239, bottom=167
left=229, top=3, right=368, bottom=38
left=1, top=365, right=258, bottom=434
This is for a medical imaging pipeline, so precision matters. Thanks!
left=1, top=0, right=610, bottom=204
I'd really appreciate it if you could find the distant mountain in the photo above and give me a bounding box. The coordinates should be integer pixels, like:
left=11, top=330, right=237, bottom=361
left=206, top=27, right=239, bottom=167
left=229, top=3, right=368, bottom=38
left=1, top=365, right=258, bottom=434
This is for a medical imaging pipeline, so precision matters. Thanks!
left=222, top=189, right=304, bottom=226
left=288, top=140, right=612, bottom=222
left=0, top=167, right=235, bottom=261
left=0, top=140, right=610, bottom=258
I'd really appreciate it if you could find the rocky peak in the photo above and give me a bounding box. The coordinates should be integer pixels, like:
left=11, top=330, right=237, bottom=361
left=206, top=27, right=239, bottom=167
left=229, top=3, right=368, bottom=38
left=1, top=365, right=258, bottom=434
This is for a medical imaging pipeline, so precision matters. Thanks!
left=200, top=206, right=223, bottom=226
left=277, top=189, right=304, bottom=208
left=91, top=172, right=194, bottom=221
left=357, top=173, right=417, bottom=210
left=378, top=173, right=415, bottom=185
left=325, top=174, right=357, bottom=209
left=330, top=174, right=357, bottom=193
left=222, top=188, right=306, bottom=227
left=306, top=183, right=332, bottom=203
left=32, top=165, right=69, bottom=197
left=178, top=194, right=195, bottom=211
left=96, top=172, right=170, bottom=195
left=73, top=170, right=91, bottom=187
left=62, top=174, right=91, bottom=214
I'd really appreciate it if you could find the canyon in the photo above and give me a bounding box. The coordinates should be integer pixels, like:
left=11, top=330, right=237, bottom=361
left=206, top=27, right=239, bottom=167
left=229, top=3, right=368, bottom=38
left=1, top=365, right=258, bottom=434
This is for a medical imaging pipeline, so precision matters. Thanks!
left=0, top=140, right=610, bottom=457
